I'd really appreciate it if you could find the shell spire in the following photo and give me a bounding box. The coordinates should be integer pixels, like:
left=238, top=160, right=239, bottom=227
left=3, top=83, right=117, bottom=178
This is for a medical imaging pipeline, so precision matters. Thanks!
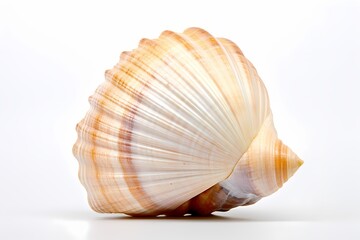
left=73, top=27, right=303, bottom=216
left=218, top=116, right=303, bottom=201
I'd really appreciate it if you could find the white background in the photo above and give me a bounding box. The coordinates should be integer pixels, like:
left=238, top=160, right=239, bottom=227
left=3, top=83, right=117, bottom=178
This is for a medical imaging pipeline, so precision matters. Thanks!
left=1, top=0, right=359, bottom=239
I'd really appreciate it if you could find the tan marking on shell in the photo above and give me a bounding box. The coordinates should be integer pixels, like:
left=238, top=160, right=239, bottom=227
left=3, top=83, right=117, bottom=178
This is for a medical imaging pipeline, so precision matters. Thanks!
left=275, top=140, right=288, bottom=187
left=91, top=111, right=116, bottom=212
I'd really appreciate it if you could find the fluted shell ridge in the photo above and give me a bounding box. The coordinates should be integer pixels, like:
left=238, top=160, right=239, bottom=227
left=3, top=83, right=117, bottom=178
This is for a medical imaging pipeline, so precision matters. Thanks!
left=73, top=27, right=302, bottom=216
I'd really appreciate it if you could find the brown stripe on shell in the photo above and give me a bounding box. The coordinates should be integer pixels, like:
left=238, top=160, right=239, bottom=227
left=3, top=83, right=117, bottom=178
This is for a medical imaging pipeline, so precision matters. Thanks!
left=110, top=56, right=159, bottom=214
left=92, top=85, right=142, bottom=211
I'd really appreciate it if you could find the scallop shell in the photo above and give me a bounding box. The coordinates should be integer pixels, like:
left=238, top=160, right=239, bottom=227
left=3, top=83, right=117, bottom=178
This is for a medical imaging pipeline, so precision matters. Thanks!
left=73, top=27, right=303, bottom=216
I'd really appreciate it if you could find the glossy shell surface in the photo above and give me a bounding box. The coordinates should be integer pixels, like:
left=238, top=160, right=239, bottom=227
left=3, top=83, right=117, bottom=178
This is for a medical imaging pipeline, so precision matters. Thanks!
left=73, top=28, right=303, bottom=216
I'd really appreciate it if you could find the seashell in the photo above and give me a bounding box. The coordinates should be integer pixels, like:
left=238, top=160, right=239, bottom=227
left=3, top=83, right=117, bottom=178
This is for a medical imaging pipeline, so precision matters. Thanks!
left=73, top=27, right=303, bottom=216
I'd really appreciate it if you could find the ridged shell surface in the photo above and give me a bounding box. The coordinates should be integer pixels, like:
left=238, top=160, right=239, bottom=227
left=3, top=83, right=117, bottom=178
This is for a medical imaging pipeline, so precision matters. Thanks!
left=73, top=28, right=303, bottom=216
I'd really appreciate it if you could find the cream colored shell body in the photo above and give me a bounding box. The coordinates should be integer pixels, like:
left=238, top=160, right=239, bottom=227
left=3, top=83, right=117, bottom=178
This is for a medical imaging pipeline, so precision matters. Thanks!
left=73, top=28, right=303, bottom=216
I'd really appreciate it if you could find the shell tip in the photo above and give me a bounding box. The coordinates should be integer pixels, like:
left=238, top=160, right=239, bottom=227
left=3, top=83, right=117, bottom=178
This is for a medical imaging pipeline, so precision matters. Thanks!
left=284, top=146, right=303, bottom=181
left=297, top=157, right=304, bottom=168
